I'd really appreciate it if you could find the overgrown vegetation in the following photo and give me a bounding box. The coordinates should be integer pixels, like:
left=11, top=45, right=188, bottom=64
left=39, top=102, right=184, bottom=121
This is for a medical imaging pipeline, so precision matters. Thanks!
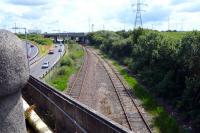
left=87, top=29, right=200, bottom=132
left=17, top=34, right=53, bottom=45
left=109, top=60, right=179, bottom=133
left=45, top=43, right=84, bottom=91
left=17, top=34, right=53, bottom=55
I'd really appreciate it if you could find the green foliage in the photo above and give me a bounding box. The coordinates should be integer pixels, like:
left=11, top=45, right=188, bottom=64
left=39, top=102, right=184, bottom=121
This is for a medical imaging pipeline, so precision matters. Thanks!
left=60, top=57, right=73, bottom=66
left=111, top=61, right=179, bottom=133
left=177, top=31, right=200, bottom=130
left=17, top=34, right=53, bottom=45
left=45, top=44, right=84, bottom=91
left=57, top=67, right=67, bottom=76
left=87, top=29, right=199, bottom=132
left=87, top=30, right=121, bottom=48
left=65, top=39, right=77, bottom=44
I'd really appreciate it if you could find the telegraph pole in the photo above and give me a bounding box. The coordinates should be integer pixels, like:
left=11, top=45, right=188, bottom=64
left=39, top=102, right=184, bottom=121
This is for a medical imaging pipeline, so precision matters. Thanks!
left=88, top=18, right=91, bottom=32
left=91, top=24, right=94, bottom=32
left=12, top=27, right=30, bottom=72
left=14, top=23, right=17, bottom=33
left=124, top=17, right=126, bottom=31
left=168, top=17, right=170, bottom=31
left=103, top=24, right=105, bottom=31
left=132, top=0, right=146, bottom=29
left=181, top=19, right=184, bottom=31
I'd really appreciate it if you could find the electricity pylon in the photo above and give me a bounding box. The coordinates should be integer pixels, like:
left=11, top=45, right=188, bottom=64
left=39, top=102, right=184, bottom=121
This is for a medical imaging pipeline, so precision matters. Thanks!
left=132, top=0, right=147, bottom=29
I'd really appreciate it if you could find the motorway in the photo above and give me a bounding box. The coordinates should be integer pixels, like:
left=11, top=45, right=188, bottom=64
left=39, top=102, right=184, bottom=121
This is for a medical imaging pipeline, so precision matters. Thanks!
left=22, top=41, right=39, bottom=61
left=30, top=44, right=65, bottom=78
left=22, top=40, right=65, bottom=79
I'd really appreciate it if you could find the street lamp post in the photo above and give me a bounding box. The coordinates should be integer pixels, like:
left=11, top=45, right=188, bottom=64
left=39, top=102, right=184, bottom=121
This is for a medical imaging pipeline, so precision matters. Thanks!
left=12, top=27, right=30, bottom=72
left=66, top=33, right=68, bottom=54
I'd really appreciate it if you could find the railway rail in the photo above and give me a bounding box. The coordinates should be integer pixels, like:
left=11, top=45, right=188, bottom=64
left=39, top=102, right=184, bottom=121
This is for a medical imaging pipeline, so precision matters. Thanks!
left=24, top=76, right=131, bottom=133
left=68, top=46, right=152, bottom=132
left=88, top=48, right=152, bottom=133
left=68, top=47, right=89, bottom=99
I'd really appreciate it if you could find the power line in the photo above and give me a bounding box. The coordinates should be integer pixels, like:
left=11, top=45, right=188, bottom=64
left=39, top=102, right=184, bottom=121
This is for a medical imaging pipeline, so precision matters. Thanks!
left=181, top=19, right=184, bottom=31
left=168, top=17, right=170, bottom=31
left=88, top=18, right=91, bottom=32
left=132, top=0, right=147, bottom=29
left=102, top=24, right=105, bottom=31
left=14, top=23, right=17, bottom=33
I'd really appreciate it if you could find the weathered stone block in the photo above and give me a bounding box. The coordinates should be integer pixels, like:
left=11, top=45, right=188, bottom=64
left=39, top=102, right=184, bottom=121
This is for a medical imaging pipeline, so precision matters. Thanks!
left=0, top=30, right=29, bottom=133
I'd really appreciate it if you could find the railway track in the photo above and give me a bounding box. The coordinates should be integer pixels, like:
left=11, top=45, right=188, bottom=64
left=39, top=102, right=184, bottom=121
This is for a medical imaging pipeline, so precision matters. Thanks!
left=88, top=48, right=152, bottom=133
left=68, top=47, right=89, bottom=99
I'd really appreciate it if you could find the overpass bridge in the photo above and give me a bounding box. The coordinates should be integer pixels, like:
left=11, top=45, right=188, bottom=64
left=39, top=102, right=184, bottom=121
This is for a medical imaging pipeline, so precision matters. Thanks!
left=0, top=30, right=131, bottom=133
left=44, top=32, right=88, bottom=44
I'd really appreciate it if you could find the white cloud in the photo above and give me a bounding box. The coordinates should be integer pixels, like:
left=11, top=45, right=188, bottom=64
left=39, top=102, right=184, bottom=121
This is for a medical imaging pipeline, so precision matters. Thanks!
left=0, top=0, right=200, bottom=32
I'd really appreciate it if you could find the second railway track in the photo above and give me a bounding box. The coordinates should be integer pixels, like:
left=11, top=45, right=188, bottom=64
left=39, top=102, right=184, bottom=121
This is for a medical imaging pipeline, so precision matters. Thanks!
left=68, top=47, right=89, bottom=99
left=68, top=46, right=152, bottom=133
left=88, top=48, right=152, bottom=133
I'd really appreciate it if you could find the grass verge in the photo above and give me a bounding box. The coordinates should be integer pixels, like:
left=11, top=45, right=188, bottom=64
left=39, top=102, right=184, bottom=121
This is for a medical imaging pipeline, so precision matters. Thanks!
left=17, top=34, right=53, bottom=56
left=30, top=41, right=52, bottom=56
left=45, top=44, right=84, bottom=91
left=97, top=50, right=181, bottom=133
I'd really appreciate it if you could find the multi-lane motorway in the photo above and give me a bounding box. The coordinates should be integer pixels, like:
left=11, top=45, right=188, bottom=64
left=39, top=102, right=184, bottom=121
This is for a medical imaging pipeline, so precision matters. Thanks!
left=22, top=40, right=65, bottom=79
left=30, top=44, right=65, bottom=78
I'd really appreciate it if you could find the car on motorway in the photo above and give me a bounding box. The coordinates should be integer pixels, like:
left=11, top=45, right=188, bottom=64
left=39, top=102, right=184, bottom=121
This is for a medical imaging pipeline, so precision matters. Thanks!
left=41, top=61, right=49, bottom=69
left=30, top=44, right=34, bottom=47
left=55, top=44, right=58, bottom=47
left=58, top=48, right=62, bottom=52
left=48, top=49, right=54, bottom=54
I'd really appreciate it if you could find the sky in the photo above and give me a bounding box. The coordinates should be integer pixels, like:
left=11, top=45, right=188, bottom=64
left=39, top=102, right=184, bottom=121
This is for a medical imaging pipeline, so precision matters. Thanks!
left=0, top=0, right=200, bottom=33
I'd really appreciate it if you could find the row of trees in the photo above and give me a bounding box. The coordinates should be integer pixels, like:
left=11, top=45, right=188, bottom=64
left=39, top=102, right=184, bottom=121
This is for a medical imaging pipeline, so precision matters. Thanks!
left=87, top=29, right=200, bottom=131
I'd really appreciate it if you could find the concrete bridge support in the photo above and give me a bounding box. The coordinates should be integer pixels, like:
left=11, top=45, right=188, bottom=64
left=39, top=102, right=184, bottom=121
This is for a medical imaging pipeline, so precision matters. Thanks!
left=0, top=30, right=29, bottom=133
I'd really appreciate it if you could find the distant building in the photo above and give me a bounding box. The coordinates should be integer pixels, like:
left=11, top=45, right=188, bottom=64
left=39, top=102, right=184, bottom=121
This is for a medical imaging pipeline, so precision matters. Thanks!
left=28, top=30, right=42, bottom=34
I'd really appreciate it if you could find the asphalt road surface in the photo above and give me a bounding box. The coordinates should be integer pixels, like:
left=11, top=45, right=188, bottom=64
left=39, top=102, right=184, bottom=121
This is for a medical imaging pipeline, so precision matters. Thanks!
left=30, top=44, right=65, bottom=78
left=22, top=41, right=39, bottom=61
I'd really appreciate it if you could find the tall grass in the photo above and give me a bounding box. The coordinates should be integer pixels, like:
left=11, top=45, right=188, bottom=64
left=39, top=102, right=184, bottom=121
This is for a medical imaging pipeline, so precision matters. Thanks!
left=45, top=44, right=84, bottom=91
left=112, top=61, right=180, bottom=133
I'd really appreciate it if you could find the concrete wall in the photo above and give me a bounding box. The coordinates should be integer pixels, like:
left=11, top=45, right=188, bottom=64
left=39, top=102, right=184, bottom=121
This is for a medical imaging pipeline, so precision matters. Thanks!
left=22, top=76, right=131, bottom=133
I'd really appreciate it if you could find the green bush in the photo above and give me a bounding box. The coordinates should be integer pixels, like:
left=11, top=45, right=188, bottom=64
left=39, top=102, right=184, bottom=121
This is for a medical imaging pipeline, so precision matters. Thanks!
left=45, top=43, right=84, bottom=92
left=17, top=34, right=53, bottom=45
left=66, top=39, right=77, bottom=44
left=58, top=67, right=66, bottom=75
left=60, top=57, right=73, bottom=66
left=87, top=29, right=200, bottom=132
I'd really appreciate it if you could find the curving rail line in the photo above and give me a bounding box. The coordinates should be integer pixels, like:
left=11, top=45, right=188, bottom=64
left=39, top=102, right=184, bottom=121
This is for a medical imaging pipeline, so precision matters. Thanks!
left=105, top=59, right=152, bottom=133
left=88, top=47, right=152, bottom=133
